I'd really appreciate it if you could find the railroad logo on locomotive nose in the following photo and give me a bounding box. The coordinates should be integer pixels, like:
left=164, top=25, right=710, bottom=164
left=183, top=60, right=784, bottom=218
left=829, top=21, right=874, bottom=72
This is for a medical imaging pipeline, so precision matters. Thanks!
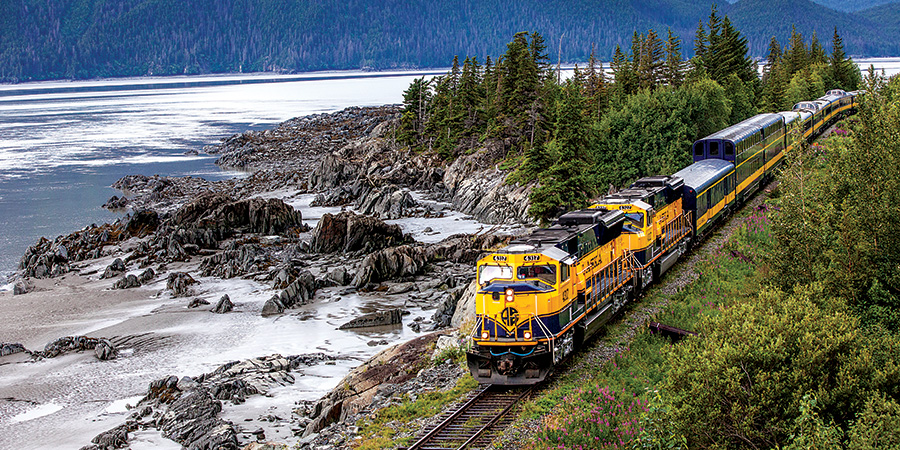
left=501, top=307, right=519, bottom=327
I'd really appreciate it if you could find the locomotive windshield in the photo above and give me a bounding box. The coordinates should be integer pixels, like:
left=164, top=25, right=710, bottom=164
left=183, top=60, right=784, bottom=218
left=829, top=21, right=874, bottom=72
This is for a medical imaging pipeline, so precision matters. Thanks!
left=625, top=212, right=644, bottom=228
left=517, top=264, right=557, bottom=285
left=479, top=265, right=512, bottom=285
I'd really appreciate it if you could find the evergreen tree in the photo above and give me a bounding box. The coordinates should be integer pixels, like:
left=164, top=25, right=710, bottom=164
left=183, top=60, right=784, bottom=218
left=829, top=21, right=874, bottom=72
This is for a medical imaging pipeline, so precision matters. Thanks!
left=611, top=44, right=636, bottom=98
left=398, top=77, right=431, bottom=145
left=830, top=27, right=858, bottom=91
left=694, top=19, right=707, bottom=63
left=638, top=29, right=665, bottom=90
left=529, top=79, right=594, bottom=221
left=703, top=5, right=723, bottom=76
left=785, top=26, right=808, bottom=76
left=810, top=31, right=826, bottom=65
left=585, top=46, right=608, bottom=120
left=663, top=28, right=684, bottom=87
left=762, top=36, right=782, bottom=84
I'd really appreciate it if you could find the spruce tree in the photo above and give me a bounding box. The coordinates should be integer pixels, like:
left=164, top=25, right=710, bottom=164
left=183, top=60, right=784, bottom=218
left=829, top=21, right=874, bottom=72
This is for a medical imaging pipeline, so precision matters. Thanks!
left=810, top=31, right=826, bottom=65
left=785, top=26, right=808, bottom=76
left=830, top=27, right=857, bottom=90
left=664, top=28, right=684, bottom=87
left=585, top=46, right=608, bottom=120
left=398, top=77, right=431, bottom=145
left=639, top=29, right=665, bottom=90
left=694, top=19, right=708, bottom=64
left=762, top=36, right=782, bottom=84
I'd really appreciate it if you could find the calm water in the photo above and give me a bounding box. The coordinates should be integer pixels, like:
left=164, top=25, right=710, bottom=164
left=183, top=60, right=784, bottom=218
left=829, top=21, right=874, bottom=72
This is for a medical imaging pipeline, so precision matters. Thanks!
left=0, top=71, right=443, bottom=282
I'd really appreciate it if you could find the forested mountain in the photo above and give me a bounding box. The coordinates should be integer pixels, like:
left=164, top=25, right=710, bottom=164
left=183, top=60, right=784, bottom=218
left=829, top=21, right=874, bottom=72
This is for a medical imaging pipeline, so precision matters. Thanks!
left=809, top=0, right=899, bottom=12
left=858, top=2, right=900, bottom=29
left=727, top=0, right=898, bottom=57
left=0, top=0, right=896, bottom=82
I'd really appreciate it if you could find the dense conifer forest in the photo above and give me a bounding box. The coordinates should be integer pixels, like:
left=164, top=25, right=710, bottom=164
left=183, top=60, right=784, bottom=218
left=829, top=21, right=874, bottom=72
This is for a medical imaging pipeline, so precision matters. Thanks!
left=397, top=6, right=860, bottom=221
left=1, top=0, right=898, bottom=82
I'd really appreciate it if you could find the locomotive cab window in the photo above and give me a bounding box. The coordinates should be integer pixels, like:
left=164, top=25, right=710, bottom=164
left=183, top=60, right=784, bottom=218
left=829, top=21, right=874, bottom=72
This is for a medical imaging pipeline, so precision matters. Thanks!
left=710, top=142, right=719, bottom=156
left=693, top=142, right=703, bottom=157
left=517, top=264, right=557, bottom=285
left=725, top=142, right=734, bottom=157
left=478, top=265, right=512, bottom=285
left=625, top=212, right=644, bottom=228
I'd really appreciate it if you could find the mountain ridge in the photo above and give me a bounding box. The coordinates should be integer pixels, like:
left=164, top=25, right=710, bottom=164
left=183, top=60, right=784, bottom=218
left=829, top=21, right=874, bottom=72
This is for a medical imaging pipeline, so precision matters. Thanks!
left=1, top=0, right=896, bottom=83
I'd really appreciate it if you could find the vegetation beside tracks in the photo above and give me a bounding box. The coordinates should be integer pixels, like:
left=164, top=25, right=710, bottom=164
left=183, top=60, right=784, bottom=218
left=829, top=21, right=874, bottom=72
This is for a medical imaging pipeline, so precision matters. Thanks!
left=512, top=75, right=900, bottom=450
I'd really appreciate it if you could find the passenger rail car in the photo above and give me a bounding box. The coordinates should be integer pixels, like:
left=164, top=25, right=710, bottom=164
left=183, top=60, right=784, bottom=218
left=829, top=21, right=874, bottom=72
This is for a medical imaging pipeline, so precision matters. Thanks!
left=467, top=89, right=860, bottom=385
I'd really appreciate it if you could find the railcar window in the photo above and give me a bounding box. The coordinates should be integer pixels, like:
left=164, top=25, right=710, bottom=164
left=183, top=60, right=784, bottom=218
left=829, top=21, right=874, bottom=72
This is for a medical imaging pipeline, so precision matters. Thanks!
left=517, top=264, right=557, bottom=285
left=479, top=265, right=512, bottom=285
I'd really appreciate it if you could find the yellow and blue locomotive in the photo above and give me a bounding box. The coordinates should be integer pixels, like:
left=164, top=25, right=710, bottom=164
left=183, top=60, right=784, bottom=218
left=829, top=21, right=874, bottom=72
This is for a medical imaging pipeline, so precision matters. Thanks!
left=467, top=176, right=690, bottom=384
left=467, top=89, right=861, bottom=385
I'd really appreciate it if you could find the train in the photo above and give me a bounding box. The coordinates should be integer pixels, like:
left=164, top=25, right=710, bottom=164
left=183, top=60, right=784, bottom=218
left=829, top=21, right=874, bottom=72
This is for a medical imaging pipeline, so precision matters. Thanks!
left=466, top=89, right=862, bottom=385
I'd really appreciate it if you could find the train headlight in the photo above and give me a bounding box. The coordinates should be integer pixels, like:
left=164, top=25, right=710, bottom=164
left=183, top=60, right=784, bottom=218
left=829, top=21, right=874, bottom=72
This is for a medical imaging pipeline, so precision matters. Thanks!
left=481, top=331, right=490, bottom=340
left=523, top=331, right=532, bottom=340
left=505, top=288, right=514, bottom=303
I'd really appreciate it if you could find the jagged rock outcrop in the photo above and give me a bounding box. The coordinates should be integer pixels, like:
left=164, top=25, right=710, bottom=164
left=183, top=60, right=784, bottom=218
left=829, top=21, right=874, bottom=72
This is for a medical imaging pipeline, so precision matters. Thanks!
left=442, top=146, right=533, bottom=224
left=156, top=388, right=238, bottom=450
left=124, top=209, right=159, bottom=237
left=262, top=270, right=318, bottom=316
left=102, top=195, right=129, bottom=210
left=431, top=283, right=472, bottom=329
left=171, top=192, right=305, bottom=236
left=450, top=280, right=479, bottom=328
left=351, top=233, right=505, bottom=288
left=166, top=272, right=197, bottom=297
left=187, top=298, right=210, bottom=308
left=1, top=342, right=29, bottom=357
left=94, top=339, right=118, bottom=360
left=338, top=309, right=403, bottom=330
left=83, top=423, right=131, bottom=450
left=355, top=184, right=418, bottom=220
left=39, top=336, right=117, bottom=360
left=199, top=243, right=267, bottom=279
left=138, top=268, right=156, bottom=283
left=211, top=295, right=234, bottom=314
left=310, top=211, right=410, bottom=254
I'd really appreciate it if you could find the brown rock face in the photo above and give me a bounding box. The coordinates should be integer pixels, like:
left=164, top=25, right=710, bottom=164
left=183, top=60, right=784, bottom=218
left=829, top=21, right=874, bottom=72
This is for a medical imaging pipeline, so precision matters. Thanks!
left=310, top=211, right=409, bottom=254
left=171, top=192, right=304, bottom=236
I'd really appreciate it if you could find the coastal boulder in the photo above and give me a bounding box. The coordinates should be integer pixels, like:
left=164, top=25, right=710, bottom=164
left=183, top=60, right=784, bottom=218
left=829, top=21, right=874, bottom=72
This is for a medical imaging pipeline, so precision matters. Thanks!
left=113, top=274, right=141, bottom=289
left=310, top=211, right=409, bottom=254
left=211, top=295, right=234, bottom=314
left=261, top=296, right=285, bottom=316
left=125, top=209, right=159, bottom=237
left=1, top=343, right=28, bottom=357
left=12, top=278, right=34, bottom=295
left=101, top=258, right=127, bottom=279
left=166, top=272, right=197, bottom=297
left=355, top=184, right=418, bottom=220
left=94, top=339, right=118, bottom=360
left=338, top=309, right=403, bottom=330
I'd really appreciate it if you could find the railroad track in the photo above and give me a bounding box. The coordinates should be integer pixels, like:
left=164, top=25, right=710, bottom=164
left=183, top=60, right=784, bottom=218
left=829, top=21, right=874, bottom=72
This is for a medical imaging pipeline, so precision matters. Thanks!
left=403, top=384, right=531, bottom=450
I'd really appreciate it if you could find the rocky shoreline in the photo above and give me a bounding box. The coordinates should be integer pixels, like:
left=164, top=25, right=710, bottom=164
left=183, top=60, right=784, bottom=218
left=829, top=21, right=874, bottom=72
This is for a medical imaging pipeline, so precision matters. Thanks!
left=2, top=105, right=534, bottom=449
